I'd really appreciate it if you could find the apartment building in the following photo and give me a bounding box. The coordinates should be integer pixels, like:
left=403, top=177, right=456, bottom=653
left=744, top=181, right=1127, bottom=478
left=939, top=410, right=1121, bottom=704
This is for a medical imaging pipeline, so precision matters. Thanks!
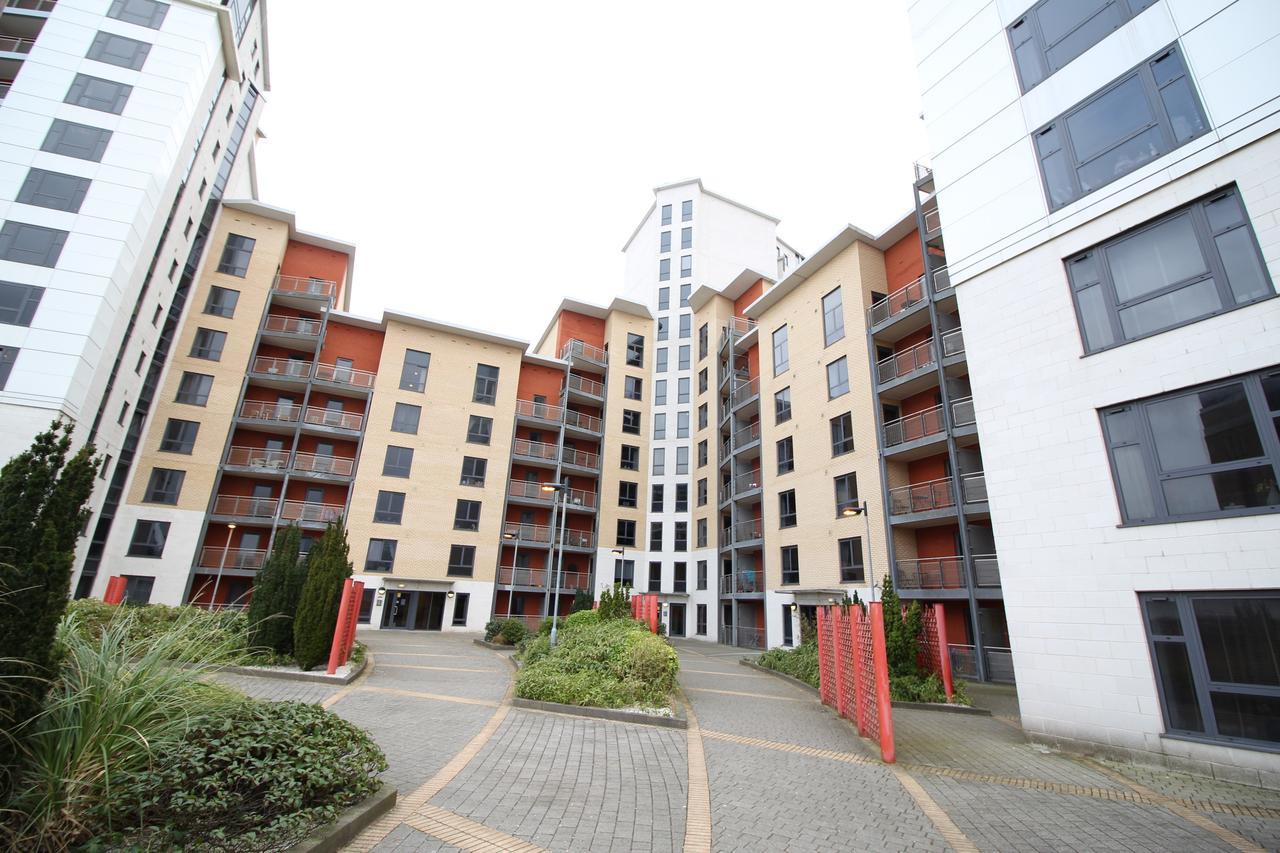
left=0, top=0, right=268, bottom=597
left=909, top=0, right=1280, bottom=778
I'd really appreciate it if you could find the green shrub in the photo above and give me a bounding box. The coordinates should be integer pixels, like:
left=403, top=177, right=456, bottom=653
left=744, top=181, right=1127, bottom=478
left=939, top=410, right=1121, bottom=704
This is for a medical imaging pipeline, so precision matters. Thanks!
left=484, top=620, right=501, bottom=642
left=246, top=523, right=302, bottom=655
left=889, top=671, right=950, bottom=704
left=519, top=633, right=552, bottom=666
left=757, top=640, right=819, bottom=689
left=93, top=700, right=386, bottom=850
left=495, top=618, right=527, bottom=645
left=62, top=599, right=250, bottom=661
left=596, top=583, right=631, bottom=620
left=514, top=617, right=677, bottom=709
left=292, top=520, right=352, bottom=671
left=569, top=589, right=594, bottom=613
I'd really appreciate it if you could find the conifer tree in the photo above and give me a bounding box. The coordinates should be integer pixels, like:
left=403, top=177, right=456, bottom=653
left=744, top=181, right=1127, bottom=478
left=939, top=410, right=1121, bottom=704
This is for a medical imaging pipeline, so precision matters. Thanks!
left=292, top=519, right=352, bottom=671
left=245, top=523, right=301, bottom=654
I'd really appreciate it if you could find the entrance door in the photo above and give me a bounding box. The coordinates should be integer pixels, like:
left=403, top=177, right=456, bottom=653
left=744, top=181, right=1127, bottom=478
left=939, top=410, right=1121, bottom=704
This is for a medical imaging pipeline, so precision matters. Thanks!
left=668, top=603, right=686, bottom=638
left=383, top=590, right=412, bottom=628
left=381, top=591, right=447, bottom=630
left=414, top=592, right=446, bottom=630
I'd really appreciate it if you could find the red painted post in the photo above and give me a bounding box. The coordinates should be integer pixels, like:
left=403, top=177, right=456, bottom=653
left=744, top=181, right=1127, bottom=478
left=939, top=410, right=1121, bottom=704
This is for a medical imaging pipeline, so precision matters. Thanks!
left=648, top=595, right=659, bottom=634
left=339, top=581, right=364, bottom=662
left=830, top=606, right=848, bottom=719
left=869, top=602, right=896, bottom=764
left=816, top=606, right=831, bottom=707
left=326, top=578, right=356, bottom=675
left=103, top=576, right=126, bottom=605
left=934, top=602, right=953, bottom=700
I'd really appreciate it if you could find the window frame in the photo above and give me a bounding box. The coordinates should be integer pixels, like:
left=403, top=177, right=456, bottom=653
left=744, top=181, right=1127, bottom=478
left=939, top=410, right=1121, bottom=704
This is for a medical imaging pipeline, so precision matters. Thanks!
left=0, top=281, right=44, bottom=326
left=627, top=333, right=645, bottom=367
left=382, top=445, right=414, bottom=478
left=17, top=168, right=92, bottom=213
left=159, top=418, right=198, bottom=454
left=174, top=371, right=213, bottom=406
left=778, top=489, right=798, bottom=529
left=827, top=356, right=850, bottom=398
left=772, top=325, right=789, bottom=375
left=143, top=467, right=184, bottom=505
left=391, top=402, right=421, bottom=434
left=619, top=480, right=638, bottom=508
left=466, top=415, right=492, bottom=445
left=41, top=119, right=112, bottom=162
left=472, top=363, right=499, bottom=404
left=364, top=538, right=397, bottom=572
left=616, top=519, right=637, bottom=548
left=215, top=233, right=255, bottom=277
left=374, top=490, right=405, bottom=524
left=776, top=437, right=795, bottom=475
left=453, top=499, right=481, bottom=531
left=780, top=545, right=800, bottom=585
left=831, top=412, right=855, bottom=456
left=204, top=285, right=239, bottom=318
left=839, top=536, right=865, bottom=583
left=447, top=544, right=476, bottom=576
left=620, top=444, right=639, bottom=470
left=1008, top=0, right=1156, bottom=94
left=775, top=387, right=792, bottom=424
left=65, top=72, right=132, bottom=114
left=400, top=348, right=431, bottom=392
left=460, top=456, right=487, bottom=487
left=126, top=520, right=169, bottom=558
left=189, top=327, right=226, bottom=361
left=822, top=287, right=845, bottom=346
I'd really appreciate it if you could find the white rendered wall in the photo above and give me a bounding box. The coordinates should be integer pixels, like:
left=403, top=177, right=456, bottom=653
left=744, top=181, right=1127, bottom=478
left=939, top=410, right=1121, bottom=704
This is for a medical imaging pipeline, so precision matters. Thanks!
left=354, top=575, right=495, bottom=633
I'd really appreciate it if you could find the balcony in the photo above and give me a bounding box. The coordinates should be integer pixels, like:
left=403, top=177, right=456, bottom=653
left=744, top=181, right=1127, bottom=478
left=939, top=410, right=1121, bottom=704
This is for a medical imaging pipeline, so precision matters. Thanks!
left=932, top=266, right=953, bottom=298
left=718, top=625, right=765, bottom=650
left=560, top=338, right=608, bottom=366
left=560, top=445, right=600, bottom=471
left=502, top=522, right=594, bottom=550
left=497, top=566, right=591, bottom=591
left=0, top=35, right=35, bottom=55
left=212, top=495, right=278, bottom=521
left=238, top=399, right=300, bottom=425
left=197, top=546, right=267, bottom=571
left=224, top=445, right=289, bottom=473
left=923, top=207, right=941, bottom=236
left=952, top=396, right=976, bottom=429
left=877, top=339, right=935, bottom=385
left=313, top=362, right=376, bottom=392
left=280, top=499, right=344, bottom=527
left=512, top=438, right=558, bottom=467
left=940, top=327, right=965, bottom=359
left=250, top=355, right=312, bottom=384
left=883, top=404, right=945, bottom=450
left=888, top=476, right=956, bottom=517
left=720, top=316, right=758, bottom=353
left=262, top=314, right=321, bottom=338
left=961, top=471, right=987, bottom=504
left=302, top=405, right=364, bottom=433
left=949, top=644, right=1015, bottom=684
left=719, top=569, right=764, bottom=594
left=515, top=398, right=562, bottom=426
left=563, top=373, right=604, bottom=403
left=730, top=376, right=759, bottom=411
left=731, top=518, right=763, bottom=545
left=733, top=421, right=761, bottom=453
left=973, top=554, right=1001, bottom=587
left=895, top=556, right=966, bottom=590
left=733, top=470, right=762, bottom=499
left=562, top=408, right=602, bottom=436
left=507, top=479, right=554, bottom=505
left=869, top=276, right=927, bottom=328
left=273, top=274, right=336, bottom=301
left=292, top=451, right=355, bottom=478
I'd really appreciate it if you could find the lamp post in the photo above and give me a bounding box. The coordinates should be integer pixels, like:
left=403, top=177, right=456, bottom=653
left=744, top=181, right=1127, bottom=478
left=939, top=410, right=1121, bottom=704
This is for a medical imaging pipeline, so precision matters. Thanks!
left=841, top=501, right=876, bottom=601
left=611, top=547, right=626, bottom=591
left=541, top=482, right=570, bottom=646
left=503, top=529, right=520, bottom=588
left=212, top=522, right=236, bottom=609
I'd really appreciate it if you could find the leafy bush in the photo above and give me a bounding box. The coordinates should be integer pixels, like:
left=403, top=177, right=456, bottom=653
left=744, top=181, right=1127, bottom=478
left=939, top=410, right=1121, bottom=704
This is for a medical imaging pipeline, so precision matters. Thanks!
left=63, top=599, right=250, bottom=660
left=514, top=617, right=677, bottom=709
left=93, top=700, right=386, bottom=850
left=889, top=672, right=950, bottom=704
left=569, top=589, right=594, bottom=613
left=757, top=640, right=819, bottom=689
left=596, top=583, right=631, bottom=620
left=880, top=575, right=923, bottom=680
left=493, top=618, right=528, bottom=645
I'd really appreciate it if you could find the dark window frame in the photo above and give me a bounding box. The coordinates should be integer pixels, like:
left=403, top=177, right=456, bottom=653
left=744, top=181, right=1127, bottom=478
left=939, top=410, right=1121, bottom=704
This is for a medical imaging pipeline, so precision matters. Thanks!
left=126, top=519, right=169, bottom=558
left=779, top=489, right=798, bottom=529
left=216, top=233, right=255, bottom=277
left=364, top=538, right=397, bottom=572
left=453, top=499, right=481, bottom=531
left=777, top=437, right=795, bottom=475
left=0, top=281, right=43, bottom=326
left=780, top=545, right=800, bottom=585
left=143, top=467, right=184, bottom=504
left=448, top=544, right=476, bottom=576
left=473, top=363, right=499, bottom=404
left=466, top=415, right=493, bottom=445
left=1008, top=0, right=1156, bottom=93
left=374, top=490, right=405, bottom=524
left=838, top=536, right=865, bottom=583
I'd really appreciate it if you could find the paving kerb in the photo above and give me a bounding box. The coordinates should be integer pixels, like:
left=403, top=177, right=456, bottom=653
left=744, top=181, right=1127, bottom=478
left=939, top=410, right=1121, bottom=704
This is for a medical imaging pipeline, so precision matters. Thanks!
left=288, top=785, right=397, bottom=853
left=510, top=696, right=687, bottom=729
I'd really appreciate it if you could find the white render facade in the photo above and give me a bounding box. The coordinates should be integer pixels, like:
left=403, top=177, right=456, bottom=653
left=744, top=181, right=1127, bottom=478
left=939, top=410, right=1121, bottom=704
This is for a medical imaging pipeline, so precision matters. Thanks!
left=0, top=0, right=266, bottom=595
left=910, top=0, right=1280, bottom=783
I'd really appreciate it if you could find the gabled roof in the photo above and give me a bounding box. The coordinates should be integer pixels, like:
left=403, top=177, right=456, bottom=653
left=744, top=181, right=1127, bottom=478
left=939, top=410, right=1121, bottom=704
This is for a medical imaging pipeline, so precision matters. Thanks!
left=532, top=297, right=653, bottom=354
left=384, top=309, right=530, bottom=350
left=620, top=178, right=782, bottom=252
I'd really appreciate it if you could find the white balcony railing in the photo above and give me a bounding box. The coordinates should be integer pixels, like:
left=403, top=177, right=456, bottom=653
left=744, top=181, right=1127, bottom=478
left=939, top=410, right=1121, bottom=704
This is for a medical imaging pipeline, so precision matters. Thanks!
left=238, top=400, right=300, bottom=423
left=733, top=470, right=762, bottom=497
left=877, top=339, right=935, bottom=384
left=302, top=405, right=363, bottom=431
left=560, top=338, right=608, bottom=364
left=501, top=522, right=594, bottom=549
left=940, top=327, right=965, bottom=358
left=515, top=398, right=562, bottom=423
left=262, top=314, right=321, bottom=336
left=292, top=452, right=355, bottom=477
left=951, top=396, right=976, bottom=427
left=197, top=546, right=267, bottom=570
left=562, top=408, right=603, bottom=434
left=564, top=373, right=604, bottom=399
left=883, top=403, right=945, bottom=447
left=733, top=422, right=761, bottom=449
left=273, top=274, right=336, bottom=300
left=280, top=500, right=343, bottom=525
left=225, top=446, right=289, bottom=470
left=213, top=495, right=278, bottom=519
left=895, top=556, right=966, bottom=590
left=313, top=362, right=376, bottom=390
left=251, top=355, right=312, bottom=379
left=889, top=476, right=955, bottom=515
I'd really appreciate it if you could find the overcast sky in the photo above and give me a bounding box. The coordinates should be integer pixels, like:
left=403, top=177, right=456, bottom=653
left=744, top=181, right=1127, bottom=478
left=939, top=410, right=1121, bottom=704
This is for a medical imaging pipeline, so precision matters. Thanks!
left=255, top=1, right=929, bottom=342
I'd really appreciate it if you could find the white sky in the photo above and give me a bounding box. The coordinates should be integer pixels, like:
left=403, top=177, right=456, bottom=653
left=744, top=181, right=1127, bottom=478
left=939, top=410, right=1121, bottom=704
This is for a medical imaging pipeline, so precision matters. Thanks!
left=255, top=1, right=929, bottom=342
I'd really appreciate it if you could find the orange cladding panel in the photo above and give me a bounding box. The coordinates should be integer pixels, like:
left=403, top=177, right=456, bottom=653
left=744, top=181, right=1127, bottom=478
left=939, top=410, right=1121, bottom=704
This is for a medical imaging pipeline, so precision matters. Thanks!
left=734, top=279, right=765, bottom=315
left=908, top=454, right=949, bottom=483
left=517, top=363, right=564, bottom=400
left=320, top=321, right=384, bottom=371
left=556, top=311, right=606, bottom=351
left=914, top=526, right=959, bottom=558
left=745, top=344, right=760, bottom=380
left=281, top=240, right=350, bottom=304
left=884, top=231, right=924, bottom=292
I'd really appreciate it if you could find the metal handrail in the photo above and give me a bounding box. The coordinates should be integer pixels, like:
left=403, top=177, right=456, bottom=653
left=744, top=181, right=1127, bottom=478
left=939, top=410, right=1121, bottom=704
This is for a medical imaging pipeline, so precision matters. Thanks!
left=914, top=161, right=932, bottom=182
left=273, top=274, right=336, bottom=299
left=562, top=487, right=598, bottom=510
left=895, top=556, right=966, bottom=589
left=730, top=377, right=759, bottom=409
left=280, top=499, right=343, bottom=524
left=868, top=275, right=926, bottom=325
left=877, top=339, right=935, bottom=383
left=497, top=566, right=591, bottom=590
left=951, top=396, right=976, bottom=427
left=940, top=327, right=965, bottom=357
left=883, top=403, right=944, bottom=447
left=718, top=571, right=764, bottom=594
left=923, top=207, right=942, bottom=234
left=292, top=452, right=355, bottom=477
left=961, top=471, right=987, bottom=503
left=0, top=36, right=35, bottom=53
left=508, top=480, right=554, bottom=502
left=973, top=554, right=1000, bottom=587
left=733, top=421, right=761, bottom=448
left=239, top=400, right=300, bottom=422
left=563, top=408, right=602, bottom=434
left=888, top=476, right=956, bottom=515
left=729, top=316, right=757, bottom=336
left=501, top=522, right=594, bottom=549
left=560, top=338, right=608, bottom=364
left=515, top=398, right=562, bottom=423
left=303, top=405, right=363, bottom=431
left=932, top=266, right=952, bottom=295
left=213, top=495, right=279, bottom=519
left=512, top=438, right=557, bottom=462
left=564, top=373, right=604, bottom=398
left=314, top=362, right=376, bottom=389
left=225, top=446, right=290, bottom=469
left=561, top=446, right=599, bottom=469
left=263, top=314, right=321, bottom=336
left=251, top=355, right=312, bottom=379
left=733, top=470, right=762, bottom=496
left=731, top=519, right=763, bottom=542
left=719, top=625, right=765, bottom=649
left=198, top=546, right=268, bottom=570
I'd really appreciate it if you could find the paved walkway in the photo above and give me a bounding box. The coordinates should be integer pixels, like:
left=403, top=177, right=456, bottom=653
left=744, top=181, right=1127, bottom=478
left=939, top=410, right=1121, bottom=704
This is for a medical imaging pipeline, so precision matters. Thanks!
left=217, top=632, right=1280, bottom=852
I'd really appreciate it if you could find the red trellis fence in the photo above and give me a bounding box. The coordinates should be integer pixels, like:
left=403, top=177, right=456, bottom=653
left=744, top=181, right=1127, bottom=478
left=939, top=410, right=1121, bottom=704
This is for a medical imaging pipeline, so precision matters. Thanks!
left=326, top=578, right=364, bottom=674
left=816, top=602, right=896, bottom=763
left=918, top=602, right=954, bottom=700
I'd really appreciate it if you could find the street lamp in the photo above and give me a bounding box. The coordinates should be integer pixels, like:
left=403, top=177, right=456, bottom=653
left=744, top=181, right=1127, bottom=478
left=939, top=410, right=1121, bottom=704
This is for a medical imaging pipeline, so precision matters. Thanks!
left=841, top=501, right=876, bottom=601
left=541, top=482, right=570, bottom=646
left=503, top=529, right=520, bottom=586
left=212, top=522, right=236, bottom=610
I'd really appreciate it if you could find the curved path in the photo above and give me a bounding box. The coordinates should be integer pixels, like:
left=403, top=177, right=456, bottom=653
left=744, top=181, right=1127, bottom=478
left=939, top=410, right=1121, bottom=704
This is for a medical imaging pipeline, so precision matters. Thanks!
left=218, top=633, right=1280, bottom=852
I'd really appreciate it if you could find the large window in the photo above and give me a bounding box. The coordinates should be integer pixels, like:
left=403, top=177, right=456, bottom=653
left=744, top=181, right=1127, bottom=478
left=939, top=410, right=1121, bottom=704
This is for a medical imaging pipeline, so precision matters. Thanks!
left=659, top=258, right=670, bottom=281
left=831, top=412, right=854, bottom=456
left=400, top=348, right=430, bottom=391
left=834, top=473, right=858, bottom=516
left=680, top=255, right=692, bottom=278
left=466, top=415, right=492, bottom=444
left=772, top=326, right=789, bottom=375
left=0, top=282, right=43, bottom=326
left=448, top=544, right=476, bottom=576
left=365, top=539, right=397, bottom=572
left=391, top=402, right=421, bottom=434
left=0, top=347, right=16, bottom=389
left=648, top=561, right=662, bottom=592
left=0, top=222, right=68, bottom=268
left=108, top=0, right=169, bottom=28
left=620, top=444, right=639, bottom=470
left=1101, top=368, right=1280, bottom=524
left=216, top=234, right=255, bottom=277
left=682, top=200, right=693, bottom=221
left=454, top=499, right=481, bottom=531
left=126, top=520, right=169, bottom=558
left=624, top=376, right=642, bottom=400
left=1034, top=45, right=1207, bottom=211
left=838, top=537, right=864, bottom=583
left=1068, top=187, right=1272, bottom=353
left=622, top=409, right=641, bottom=435
left=159, top=418, right=198, bottom=454
left=661, top=204, right=672, bottom=225
left=674, top=522, right=687, bottom=552
left=656, top=348, right=668, bottom=373
left=473, top=364, right=499, bottom=404
left=776, top=437, right=794, bottom=475
left=616, top=520, right=636, bottom=548
left=1009, top=0, right=1156, bottom=93
left=778, top=490, right=797, bottom=528
left=190, top=328, right=226, bottom=361
left=374, top=491, right=405, bottom=524
left=65, top=73, right=132, bottom=114
left=143, top=468, right=184, bottom=504
left=822, top=287, right=845, bottom=346
left=649, top=522, right=662, bottom=551
left=1141, top=592, right=1280, bottom=748
left=383, top=445, right=414, bottom=478
left=204, top=285, right=238, bottom=318
left=619, top=481, right=638, bottom=508
left=18, top=168, right=91, bottom=213
left=460, top=456, right=487, bottom=486
left=614, top=558, right=635, bottom=586
left=775, top=388, right=792, bottom=423
left=781, top=545, right=799, bottom=585
left=87, top=30, right=152, bottom=70
left=41, top=120, right=112, bottom=162
left=827, top=357, right=849, bottom=398
left=660, top=230, right=671, bottom=253
left=674, top=561, right=688, bottom=592
left=174, top=372, right=212, bottom=406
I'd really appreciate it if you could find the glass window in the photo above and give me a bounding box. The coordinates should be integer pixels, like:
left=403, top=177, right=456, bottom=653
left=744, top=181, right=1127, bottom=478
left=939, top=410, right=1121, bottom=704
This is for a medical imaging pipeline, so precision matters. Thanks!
left=698, top=402, right=707, bottom=430
left=648, top=561, right=662, bottom=592
left=679, top=314, right=691, bottom=339
left=65, top=73, right=132, bottom=114
left=699, top=324, right=709, bottom=361
left=660, top=231, right=671, bottom=253
left=835, top=473, right=858, bottom=515
left=460, top=456, right=486, bottom=486
left=107, top=0, right=169, bottom=28
left=775, top=388, right=792, bottom=423
left=175, top=372, right=212, bottom=406
left=0, top=346, right=20, bottom=390
left=619, top=481, right=638, bottom=508
left=674, top=521, right=688, bottom=552
left=658, top=287, right=670, bottom=310
left=839, top=537, right=864, bottom=582
left=659, top=258, right=670, bottom=281
left=679, top=346, right=690, bottom=370
left=697, top=478, right=708, bottom=507
left=216, top=233, right=255, bottom=277
left=614, top=558, right=635, bottom=586
left=453, top=499, right=481, bottom=531
left=777, top=437, right=794, bottom=475
left=827, top=357, right=850, bottom=398
left=17, top=168, right=92, bottom=213
left=624, top=376, right=642, bottom=400
left=0, top=282, right=43, bottom=326
left=473, top=364, right=499, bottom=404
left=462, top=416, right=491, bottom=445
left=87, top=30, right=152, bottom=70
left=383, top=445, right=414, bottom=478
left=122, top=575, right=154, bottom=605
left=697, top=604, right=707, bottom=635
left=452, top=592, right=470, bottom=625
left=1068, top=187, right=1272, bottom=353
left=0, top=222, right=68, bottom=268
left=772, top=326, right=789, bottom=375
left=126, top=520, right=169, bottom=557
left=391, top=402, right=421, bottom=434
left=448, top=544, right=476, bottom=576
left=1035, top=45, right=1208, bottom=210
left=143, top=468, right=184, bottom=504
left=677, top=411, right=690, bottom=438
left=649, top=523, right=663, bottom=551
left=676, top=446, right=689, bottom=474
left=627, top=333, right=644, bottom=366
left=653, top=447, right=665, bottom=475
left=365, top=539, right=397, bottom=572
left=1101, top=369, right=1280, bottom=523
left=159, top=418, right=198, bottom=453
left=680, top=255, right=692, bottom=278
left=697, top=439, right=707, bottom=467
left=675, top=483, right=688, bottom=512
left=680, top=283, right=691, bottom=307
left=779, top=490, right=797, bottom=528
left=654, top=413, right=666, bottom=440
left=616, top=520, right=637, bottom=547
left=655, top=379, right=667, bottom=405
left=1009, top=0, right=1156, bottom=93
left=400, top=348, right=430, bottom=392
left=822, top=288, right=845, bottom=346
left=41, top=119, right=113, bottom=162
left=189, top=328, right=226, bottom=361
left=656, top=348, right=668, bottom=373
left=682, top=200, right=693, bottom=221
left=622, top=409, right=641, bottom=435
left=204, top=285, right=239, bottom=318
left=620, top=444, right=639, bottom=470
left=374, top=490, right=405, bottom=524
left=831, top=413, right=854, bottom=456
left=657, top=317, right=668, bottom=341
left=697, top=560, right=708, bottom=591
left=681, top=227, right=692, bottom=250
left=781, top=545, right=799, bottom=584
left=675, top=560, right=689, bottom=591
left=661, top=204, right=672, bottom=226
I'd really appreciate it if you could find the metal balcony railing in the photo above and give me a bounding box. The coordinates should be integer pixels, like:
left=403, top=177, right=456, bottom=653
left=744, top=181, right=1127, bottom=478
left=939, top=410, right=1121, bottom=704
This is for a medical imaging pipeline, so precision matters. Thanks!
left=239, top=400, right=300, bottom=423
left=888, top=476, right=956, bottom=515
left=914, top=161, right=932, bottom=182
left=733, top=470, right=762, bottom=497
left=0, top=81, right=10, bottom=100
left=932, top=265, right=953, bottom=296
left=961, top=471, right=987, bottom=504
left=877, top=339, right=935, bottom=384
left=213, top=495, right=279, bottom=519
left=313, top=362, right=376, bottom=390
left=198, top=546, right=267, bottom=570
left=561, top=487, right=598, bottom=510
left=940, top=327, right=964, bottom=358
left=949, top=644, right=978, bottom=679
left=730, top=377, right=759, bottom=409
left=494, top=613, right=545, bottom=630
left=292, top=452, right=355, bottom=477
left=564, top=373, right=604, bottom=399
left=562, top=408, right=602, bottom=434
left=869, top=275, right=927, bottom=325
left=719, top=570, right=764, bottom=594
left=561, top=446, right=599, bottom=469
left=895, top=556, right=966, bottom=590
left=952, top=396, right=976, bottom=427
left=303, top=406, right=363, bottom=431
left=508, top=480, right=554, bottom=502
left=273, top=274, right=336, bottom=299
left=0, top=36, right=35, bottom=53
left=5, top=0, right=57, bottom=9
left=985, top=647, right=1016, bottom=683
left=719, top=625, right=765, bottom=649
left=883, top=404, right=944, bottom=447
left=515, top=398, right=562, bottom=423
left=502, top=522, right=594, bottom=549
left=720, top=440, right=731, bottom=459
left=497, top=566, right=591, bottom=591
left=560, top=338, right=608, bottom=364
left=251, top=355, right=312, bottom=379
left=731, top=519, right=763, bottom=543
left=262, top=314, right=321, bottom=336
left=280, top=500, right=344, bottom=525
left=923, top=207, right=942, bottom=234
left=512, top=438, right=558, bottom=463
left=973, top=554, right=1001, bottom=587
left=225, top=446, right=289, bottom=470
left=733, top=422, right=761, bottom=448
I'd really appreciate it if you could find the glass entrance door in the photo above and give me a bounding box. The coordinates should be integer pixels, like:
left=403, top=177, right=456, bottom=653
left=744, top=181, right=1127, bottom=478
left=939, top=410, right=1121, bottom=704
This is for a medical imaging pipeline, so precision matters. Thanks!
left=381, top=590, right=447, bottom=630
left=668, top=603, right=686, bottom=638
